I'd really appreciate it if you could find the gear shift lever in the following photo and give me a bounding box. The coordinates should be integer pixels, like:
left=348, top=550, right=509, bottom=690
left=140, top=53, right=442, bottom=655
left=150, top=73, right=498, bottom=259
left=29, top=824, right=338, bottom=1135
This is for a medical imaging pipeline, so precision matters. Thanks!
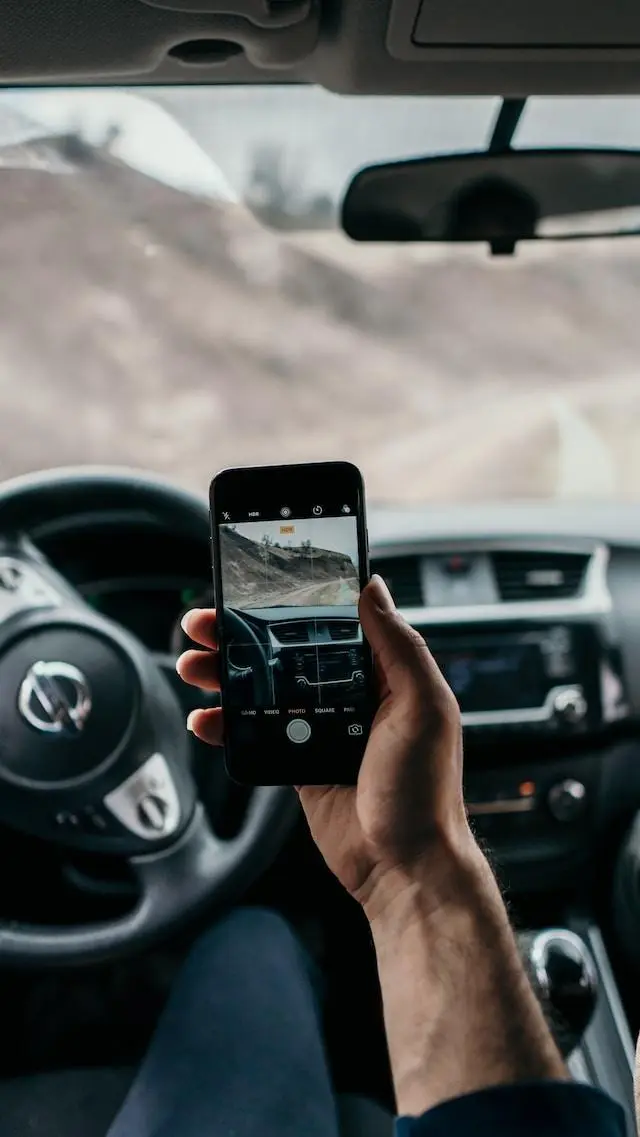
left=519, top=929, right=598, bottom=1056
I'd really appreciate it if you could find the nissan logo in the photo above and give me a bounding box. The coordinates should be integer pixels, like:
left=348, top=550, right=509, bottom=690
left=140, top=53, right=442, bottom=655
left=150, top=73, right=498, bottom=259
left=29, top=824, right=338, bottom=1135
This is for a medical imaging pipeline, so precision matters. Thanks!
left=18, top=661, right=92, bottom=735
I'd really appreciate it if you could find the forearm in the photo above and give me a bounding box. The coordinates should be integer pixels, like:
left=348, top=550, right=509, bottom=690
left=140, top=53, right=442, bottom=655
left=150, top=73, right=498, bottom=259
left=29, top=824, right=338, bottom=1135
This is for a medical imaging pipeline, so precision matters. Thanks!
left=366, top=844, right=567, bottom=1117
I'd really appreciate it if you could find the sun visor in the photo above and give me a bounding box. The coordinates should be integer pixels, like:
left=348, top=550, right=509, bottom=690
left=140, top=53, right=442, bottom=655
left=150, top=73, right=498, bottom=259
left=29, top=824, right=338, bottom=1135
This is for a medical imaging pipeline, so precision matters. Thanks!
left=318, top=1, right=640, bottom=99
left=409, top=0, right=640, bottom=47
left=388, top=0, right=640, bottom=54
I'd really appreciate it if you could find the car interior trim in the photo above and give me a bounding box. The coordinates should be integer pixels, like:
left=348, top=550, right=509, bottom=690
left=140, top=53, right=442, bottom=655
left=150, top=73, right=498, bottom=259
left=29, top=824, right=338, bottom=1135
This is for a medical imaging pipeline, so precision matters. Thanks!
left=586, top=925, right=636, bottom=1068
left=372, top=542, right=611, bottom=625
left=459, top=684, right=586, bottom=728
left=467, top=797, right=536, bottom=816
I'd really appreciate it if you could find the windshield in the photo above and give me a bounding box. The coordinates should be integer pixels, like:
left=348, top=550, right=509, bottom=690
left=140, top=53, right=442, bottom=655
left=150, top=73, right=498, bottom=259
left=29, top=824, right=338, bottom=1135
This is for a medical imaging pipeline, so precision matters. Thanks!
left=2, top=86, right=640, bottom=504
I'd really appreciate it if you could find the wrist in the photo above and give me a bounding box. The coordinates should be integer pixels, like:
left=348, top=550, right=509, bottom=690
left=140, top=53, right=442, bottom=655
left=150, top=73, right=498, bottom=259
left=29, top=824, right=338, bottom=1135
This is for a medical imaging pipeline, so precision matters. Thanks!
left=362, top=833, right=566, bottom=1115
left=359, top=828, right=493, bottom=933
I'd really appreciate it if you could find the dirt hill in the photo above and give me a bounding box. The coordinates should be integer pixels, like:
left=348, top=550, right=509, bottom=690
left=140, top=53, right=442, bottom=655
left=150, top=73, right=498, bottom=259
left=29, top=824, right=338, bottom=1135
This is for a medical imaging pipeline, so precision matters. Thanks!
left=220, top=526, right=358, bottom=608
left=1, top=142, right=640, bottom=501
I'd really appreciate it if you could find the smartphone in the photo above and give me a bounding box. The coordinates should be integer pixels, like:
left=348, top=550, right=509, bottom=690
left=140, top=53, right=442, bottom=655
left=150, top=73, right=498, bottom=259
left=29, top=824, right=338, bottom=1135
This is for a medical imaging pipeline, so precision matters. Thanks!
left=210, top=461, right=375, bottom=786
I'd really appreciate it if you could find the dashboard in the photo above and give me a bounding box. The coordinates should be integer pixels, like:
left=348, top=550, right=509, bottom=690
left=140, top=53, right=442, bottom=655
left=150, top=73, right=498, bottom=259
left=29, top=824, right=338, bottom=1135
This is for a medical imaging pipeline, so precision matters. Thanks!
left=34, top=498, right=640, bottom=895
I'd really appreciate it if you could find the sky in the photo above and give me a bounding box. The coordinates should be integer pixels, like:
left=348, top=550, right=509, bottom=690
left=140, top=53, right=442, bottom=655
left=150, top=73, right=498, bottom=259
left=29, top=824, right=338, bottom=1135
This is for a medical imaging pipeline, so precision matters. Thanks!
left=224, top=516, right=359, bottom=563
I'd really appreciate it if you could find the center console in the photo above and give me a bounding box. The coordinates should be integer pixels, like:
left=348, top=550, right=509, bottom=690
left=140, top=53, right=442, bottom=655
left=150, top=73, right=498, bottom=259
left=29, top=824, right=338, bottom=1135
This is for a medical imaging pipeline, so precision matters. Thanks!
left=518, top=924, right=636, bottom=1136
left=427, top=620, right=627, bottom=741
left=372, top=541, right=639, bottom=1130
left=412, top=615, right=630, bottom=877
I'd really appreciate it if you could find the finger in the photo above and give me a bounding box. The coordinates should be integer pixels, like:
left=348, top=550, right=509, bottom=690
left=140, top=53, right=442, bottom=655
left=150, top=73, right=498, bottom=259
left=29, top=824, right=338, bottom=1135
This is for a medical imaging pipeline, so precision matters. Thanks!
left=181, top=608, right=217, bottom=650
left=176, top=648, right=220, bottom=691
left=186, top=706, right=223, bottom=746
left=296, top=784, right=330, bottom=802
left=359, top=576, right=452, bottom=704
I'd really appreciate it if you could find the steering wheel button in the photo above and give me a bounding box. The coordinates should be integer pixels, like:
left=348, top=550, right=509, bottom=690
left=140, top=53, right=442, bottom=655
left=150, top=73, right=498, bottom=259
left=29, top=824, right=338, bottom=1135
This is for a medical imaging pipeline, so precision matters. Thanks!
left=286, top=718, right=311, bottom=744
left=104, top=753, right=181, bottom=841
left=54, top=810, right=79, bottom=829
left=82, top=807, right=109, bottom=833
left=137, top=794, right=169, bottom=832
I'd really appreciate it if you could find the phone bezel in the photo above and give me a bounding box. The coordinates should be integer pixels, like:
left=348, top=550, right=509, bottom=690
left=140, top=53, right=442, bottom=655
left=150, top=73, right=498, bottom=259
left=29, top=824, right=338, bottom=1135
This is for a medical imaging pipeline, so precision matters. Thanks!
left=209, top=461, right=373, bottom=786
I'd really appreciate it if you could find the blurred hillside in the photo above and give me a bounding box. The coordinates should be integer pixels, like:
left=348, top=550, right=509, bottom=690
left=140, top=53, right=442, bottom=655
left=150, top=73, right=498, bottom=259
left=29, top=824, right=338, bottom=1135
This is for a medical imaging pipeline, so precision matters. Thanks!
left=0, top=139, right=639, bottom=501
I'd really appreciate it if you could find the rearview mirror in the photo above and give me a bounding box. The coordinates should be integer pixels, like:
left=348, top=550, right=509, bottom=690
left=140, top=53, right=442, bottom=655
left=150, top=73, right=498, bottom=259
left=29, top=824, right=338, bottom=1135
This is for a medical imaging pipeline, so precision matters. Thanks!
left=341, top=148, right=640, bottom=255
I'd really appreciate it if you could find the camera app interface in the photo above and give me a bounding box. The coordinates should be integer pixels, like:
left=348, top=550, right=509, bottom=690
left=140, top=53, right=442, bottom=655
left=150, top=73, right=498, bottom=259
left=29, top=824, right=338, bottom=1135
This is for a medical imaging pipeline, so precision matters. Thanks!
left=217, top=503, right=371, bottom=752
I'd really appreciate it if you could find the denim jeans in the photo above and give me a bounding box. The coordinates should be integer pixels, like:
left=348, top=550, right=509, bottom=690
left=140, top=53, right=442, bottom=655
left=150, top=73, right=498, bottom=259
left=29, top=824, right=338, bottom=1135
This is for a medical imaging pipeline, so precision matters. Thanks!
left=107, top=908, right=341, bottom=1137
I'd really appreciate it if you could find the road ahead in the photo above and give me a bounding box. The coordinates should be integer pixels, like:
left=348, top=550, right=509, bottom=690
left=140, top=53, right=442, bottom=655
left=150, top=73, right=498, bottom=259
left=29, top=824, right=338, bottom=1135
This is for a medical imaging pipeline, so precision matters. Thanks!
left=236, top=577, right=359, bottom=609
left=282, top=579, right=360, bottom=606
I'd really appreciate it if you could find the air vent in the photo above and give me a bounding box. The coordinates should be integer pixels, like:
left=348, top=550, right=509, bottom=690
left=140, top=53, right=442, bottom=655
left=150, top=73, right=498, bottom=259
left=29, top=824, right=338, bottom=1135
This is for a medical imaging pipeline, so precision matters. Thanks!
left=327, top=620, right=358, bottom=642
left=492, top=551, right=589, bottom=602
left=370, top=556, right=423, bottom=607
left=271, top=621, right=309, bottom=644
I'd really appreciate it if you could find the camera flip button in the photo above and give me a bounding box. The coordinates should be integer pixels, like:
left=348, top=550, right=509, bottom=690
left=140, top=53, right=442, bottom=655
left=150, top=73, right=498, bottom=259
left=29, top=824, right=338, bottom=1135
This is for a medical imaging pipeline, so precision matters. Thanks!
left=286, top=718, right=311, bottom=744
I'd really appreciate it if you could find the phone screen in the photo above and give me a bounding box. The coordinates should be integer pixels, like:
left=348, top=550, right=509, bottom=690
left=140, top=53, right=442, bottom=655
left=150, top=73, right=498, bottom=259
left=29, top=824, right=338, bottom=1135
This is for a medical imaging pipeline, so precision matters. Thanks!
left=210, top=462, right=374, bottom=785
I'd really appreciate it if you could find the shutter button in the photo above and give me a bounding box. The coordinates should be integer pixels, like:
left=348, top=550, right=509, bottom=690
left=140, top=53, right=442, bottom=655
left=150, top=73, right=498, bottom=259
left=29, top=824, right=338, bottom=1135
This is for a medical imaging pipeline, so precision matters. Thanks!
left=286, top=719, right=311, bottom=744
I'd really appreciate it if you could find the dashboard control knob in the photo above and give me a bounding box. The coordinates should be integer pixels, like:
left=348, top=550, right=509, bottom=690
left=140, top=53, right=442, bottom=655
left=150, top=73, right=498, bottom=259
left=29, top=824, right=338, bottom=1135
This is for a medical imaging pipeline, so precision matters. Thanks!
left=552, top=687, right=587, bottom=725
left=295, top=676, right=307, bottom=688
left=136, top=794, right=169, bottom=832
left=548, top=779, right=587, bottom=822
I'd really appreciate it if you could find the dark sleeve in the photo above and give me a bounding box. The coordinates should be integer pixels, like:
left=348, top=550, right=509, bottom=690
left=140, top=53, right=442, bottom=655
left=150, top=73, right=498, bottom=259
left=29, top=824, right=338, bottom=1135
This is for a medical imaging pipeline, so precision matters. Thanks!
left=395, top=1081, right=628, bottom=1137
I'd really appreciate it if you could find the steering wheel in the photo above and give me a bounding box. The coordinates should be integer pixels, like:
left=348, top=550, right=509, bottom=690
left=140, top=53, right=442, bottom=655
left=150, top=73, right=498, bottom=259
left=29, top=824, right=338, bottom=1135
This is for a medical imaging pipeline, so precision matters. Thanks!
left=0, top=467, right=298, bottom=967
left=224, top=607, right=273, bottom=706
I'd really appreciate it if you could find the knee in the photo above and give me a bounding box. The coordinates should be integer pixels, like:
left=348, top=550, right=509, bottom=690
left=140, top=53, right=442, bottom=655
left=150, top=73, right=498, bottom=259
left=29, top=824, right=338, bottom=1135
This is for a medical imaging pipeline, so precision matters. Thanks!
left=186, top=906, right=302, bottom=973
left=216, top=905, right=298, bottom=951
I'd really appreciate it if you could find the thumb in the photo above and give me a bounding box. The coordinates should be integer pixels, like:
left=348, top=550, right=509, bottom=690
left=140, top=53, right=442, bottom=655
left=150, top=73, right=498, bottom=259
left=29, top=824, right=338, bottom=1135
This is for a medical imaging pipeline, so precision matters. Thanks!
left=359, top=576, right=450, bottom=702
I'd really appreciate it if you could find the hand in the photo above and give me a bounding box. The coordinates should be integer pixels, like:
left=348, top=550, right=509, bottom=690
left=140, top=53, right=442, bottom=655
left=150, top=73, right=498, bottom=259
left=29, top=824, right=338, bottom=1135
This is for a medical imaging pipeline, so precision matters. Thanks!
left=176, top=576, right=476, bottom=916
left=295, top=574, right=476, bottom=912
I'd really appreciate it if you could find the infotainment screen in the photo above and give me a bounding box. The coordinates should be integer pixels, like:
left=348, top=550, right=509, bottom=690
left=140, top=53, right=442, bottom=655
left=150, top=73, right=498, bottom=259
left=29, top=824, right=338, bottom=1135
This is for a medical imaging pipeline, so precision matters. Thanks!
left=432, top=637, right=547, bottom=713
